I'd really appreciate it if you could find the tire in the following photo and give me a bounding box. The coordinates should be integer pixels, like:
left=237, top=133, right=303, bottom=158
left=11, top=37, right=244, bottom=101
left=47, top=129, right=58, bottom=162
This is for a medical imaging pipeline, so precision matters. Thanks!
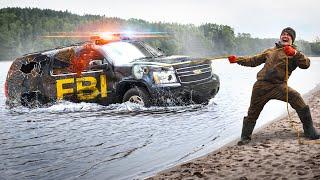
left=122, top=87, right=152, bottom=107
left=21, top=92, right=47, bottom=108
left=192, top=96, right=210, bottom=105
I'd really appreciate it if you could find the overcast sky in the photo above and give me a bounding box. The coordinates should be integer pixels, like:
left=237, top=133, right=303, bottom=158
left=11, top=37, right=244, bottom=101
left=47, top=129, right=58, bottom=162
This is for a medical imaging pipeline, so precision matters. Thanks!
left=1, top=0, right=319, bottom=41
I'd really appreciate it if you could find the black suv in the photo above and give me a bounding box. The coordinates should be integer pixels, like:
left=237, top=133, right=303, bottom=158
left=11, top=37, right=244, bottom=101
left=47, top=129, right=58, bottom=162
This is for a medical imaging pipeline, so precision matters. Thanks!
left=5, top=37, right=220, bottom=107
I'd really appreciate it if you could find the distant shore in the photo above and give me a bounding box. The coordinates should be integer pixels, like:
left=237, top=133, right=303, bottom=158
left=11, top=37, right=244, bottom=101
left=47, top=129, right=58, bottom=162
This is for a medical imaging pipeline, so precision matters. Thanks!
left=148, top=85, right=320, bottom=179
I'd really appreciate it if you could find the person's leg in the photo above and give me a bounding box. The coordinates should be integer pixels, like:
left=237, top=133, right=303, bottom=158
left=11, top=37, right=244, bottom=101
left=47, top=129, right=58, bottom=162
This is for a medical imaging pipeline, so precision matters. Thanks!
left=296, top=106, right=319, bottom=139
left=276, top=85, right=319, bottom=139
left=238, top=81, right=271, bottom=145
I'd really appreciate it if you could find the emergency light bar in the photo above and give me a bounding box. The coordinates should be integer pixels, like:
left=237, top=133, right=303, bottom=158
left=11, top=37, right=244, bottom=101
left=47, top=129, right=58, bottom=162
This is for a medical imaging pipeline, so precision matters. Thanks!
left=41, top=31, right=170, bottom=45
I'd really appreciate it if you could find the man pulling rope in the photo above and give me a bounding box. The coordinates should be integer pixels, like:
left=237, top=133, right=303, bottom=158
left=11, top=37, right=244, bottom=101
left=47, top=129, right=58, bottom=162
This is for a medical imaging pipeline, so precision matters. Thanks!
left=227, top=27, right=320, bottom=145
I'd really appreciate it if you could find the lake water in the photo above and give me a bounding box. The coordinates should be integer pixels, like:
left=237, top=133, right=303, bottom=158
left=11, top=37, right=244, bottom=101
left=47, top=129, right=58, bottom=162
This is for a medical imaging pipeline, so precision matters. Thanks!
left=0, top=57, right=319, bottom=179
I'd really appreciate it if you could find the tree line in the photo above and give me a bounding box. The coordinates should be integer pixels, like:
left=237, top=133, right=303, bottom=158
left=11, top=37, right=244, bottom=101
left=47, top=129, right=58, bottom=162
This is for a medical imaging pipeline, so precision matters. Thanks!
left=0, top=7, right=319, bottom=60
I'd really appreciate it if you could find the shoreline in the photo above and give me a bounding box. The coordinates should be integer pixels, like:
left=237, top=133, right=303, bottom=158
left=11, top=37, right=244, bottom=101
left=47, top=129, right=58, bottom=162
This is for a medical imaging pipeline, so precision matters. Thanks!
left=148, top=85, right=320, bottom=179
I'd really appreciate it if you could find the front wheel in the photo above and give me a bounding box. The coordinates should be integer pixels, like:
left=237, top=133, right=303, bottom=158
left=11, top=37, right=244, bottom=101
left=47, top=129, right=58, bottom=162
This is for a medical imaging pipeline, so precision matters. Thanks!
left=122, top=87, right=152, bottom=107
left=192, top=96, right=210, bottom=105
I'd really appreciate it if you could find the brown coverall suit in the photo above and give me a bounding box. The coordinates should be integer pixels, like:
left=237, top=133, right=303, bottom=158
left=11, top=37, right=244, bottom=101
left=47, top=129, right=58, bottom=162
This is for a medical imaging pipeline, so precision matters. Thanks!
left=237, top=43, right=319, bottom=142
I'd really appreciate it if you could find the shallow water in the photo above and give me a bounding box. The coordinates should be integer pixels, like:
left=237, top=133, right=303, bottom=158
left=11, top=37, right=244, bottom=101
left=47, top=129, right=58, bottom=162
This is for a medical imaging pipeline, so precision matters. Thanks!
left=0, top=58, right=319, bottom=179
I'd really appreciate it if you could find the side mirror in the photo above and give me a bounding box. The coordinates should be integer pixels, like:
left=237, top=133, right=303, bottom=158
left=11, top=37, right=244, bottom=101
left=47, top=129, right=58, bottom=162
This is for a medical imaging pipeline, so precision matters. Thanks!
left=89, top=60, right=103, bottom=66
left=89, top=60, right=109, bottom=70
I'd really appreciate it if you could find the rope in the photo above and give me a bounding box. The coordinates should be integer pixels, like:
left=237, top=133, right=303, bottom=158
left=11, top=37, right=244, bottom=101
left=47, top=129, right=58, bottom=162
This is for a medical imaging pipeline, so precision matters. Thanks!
left=284, top=56, right=320, bottom=145
left=285, top=56, right=302, bottom=144
left=159, top=55, right=230, bottom=67
left=161, top=47, right=320, bottom=66
left=204, top=55, right=230, bottom=61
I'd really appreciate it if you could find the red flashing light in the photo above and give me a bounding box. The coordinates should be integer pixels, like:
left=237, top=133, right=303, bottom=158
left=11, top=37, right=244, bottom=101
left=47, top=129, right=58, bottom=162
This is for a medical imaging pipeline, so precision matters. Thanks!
left=90, top=35, right=101, bottom=41
left=90, top=33, right=122, bottom=45
left=95, top=39, right=111, bottom=45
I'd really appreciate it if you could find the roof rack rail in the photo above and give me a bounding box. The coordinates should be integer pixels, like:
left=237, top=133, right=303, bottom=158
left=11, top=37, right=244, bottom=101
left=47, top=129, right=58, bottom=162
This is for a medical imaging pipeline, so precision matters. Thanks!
left=22, top=41, right=92, bottom=57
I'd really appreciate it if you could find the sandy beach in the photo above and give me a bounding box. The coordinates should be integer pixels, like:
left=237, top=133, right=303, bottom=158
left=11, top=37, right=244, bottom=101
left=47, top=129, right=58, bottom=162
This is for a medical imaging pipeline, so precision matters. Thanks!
left=148, top=87, right=320, bottom=179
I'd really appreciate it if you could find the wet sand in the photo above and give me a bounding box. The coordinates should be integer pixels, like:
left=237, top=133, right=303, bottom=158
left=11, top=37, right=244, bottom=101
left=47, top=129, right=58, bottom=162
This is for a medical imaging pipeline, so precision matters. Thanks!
left=148, top=87, right=320, bottom=179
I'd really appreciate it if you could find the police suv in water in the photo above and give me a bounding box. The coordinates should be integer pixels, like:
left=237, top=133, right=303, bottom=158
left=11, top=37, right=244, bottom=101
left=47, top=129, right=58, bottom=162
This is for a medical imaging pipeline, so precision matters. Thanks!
left=5, top=34, right=220, bottom=107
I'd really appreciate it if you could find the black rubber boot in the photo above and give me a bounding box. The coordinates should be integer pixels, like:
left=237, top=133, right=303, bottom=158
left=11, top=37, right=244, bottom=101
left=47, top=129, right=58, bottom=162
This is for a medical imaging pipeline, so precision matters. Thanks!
left=238, top=117, right=257, bottom=145
left=297, top=106, right=320, bottom=140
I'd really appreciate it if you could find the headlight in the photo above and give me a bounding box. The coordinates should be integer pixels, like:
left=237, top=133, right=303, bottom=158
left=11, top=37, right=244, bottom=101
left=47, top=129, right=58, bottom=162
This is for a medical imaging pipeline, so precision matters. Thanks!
left=153, top=70, right=177, bottom=84
left=132, top=65, right=148, bottom=79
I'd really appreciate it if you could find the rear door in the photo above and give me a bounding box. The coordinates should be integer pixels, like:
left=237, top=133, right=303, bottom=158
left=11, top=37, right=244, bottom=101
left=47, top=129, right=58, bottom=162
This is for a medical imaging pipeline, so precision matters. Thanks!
left=48, top=46, right=112, bottom=104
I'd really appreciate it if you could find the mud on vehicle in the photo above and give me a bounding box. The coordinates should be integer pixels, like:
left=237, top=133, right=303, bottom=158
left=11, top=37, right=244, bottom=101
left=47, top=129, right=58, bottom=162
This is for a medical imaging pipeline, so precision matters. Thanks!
left=5, top=34, right=220, bottom=107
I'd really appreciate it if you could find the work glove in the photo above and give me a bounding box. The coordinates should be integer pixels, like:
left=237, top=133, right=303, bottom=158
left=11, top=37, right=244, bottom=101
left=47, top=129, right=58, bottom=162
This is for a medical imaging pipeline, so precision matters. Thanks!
left=228, top=55, right=237, bottom=63
left=284, top=45, right=296, bottom=56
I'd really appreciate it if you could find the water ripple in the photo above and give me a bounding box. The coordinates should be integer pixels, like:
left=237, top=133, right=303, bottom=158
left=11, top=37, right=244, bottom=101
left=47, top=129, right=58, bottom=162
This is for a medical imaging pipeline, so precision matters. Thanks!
left=1, top=58, right=319, bottom=179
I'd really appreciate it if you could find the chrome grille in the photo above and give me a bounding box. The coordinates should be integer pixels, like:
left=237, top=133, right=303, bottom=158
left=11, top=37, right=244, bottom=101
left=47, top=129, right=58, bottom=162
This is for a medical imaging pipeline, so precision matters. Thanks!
left=175, top=63, right=212, bottom=84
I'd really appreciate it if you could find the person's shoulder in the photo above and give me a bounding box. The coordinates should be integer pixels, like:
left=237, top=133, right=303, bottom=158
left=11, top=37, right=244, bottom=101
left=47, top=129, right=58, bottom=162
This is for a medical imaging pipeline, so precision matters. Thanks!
left=265, top=42, right=285, bottom=53
left=292, top=44, right=298, bottom=49
left=262, top=47, right=276, bottom=54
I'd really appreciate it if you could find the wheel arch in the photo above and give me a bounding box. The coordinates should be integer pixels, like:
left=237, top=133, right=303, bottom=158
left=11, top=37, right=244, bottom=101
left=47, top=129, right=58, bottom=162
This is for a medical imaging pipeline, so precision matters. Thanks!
left=20, top=91, right=49, bottom=107
left=117, top=80, right=152, bottom=100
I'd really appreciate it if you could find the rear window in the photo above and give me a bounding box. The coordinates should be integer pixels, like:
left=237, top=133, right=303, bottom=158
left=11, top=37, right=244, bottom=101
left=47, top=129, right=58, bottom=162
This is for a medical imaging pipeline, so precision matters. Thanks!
left=51, top=48, right=75, bottom=75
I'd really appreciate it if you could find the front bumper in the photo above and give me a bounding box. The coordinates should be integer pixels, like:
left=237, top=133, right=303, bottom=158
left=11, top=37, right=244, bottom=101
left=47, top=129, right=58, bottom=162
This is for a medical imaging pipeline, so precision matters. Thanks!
left=148, top=75, right=220, bottom=105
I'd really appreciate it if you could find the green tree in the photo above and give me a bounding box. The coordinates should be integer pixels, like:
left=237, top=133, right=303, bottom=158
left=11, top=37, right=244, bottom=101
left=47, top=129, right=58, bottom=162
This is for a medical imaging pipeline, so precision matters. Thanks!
left=0, top=7, right=319, bottom=60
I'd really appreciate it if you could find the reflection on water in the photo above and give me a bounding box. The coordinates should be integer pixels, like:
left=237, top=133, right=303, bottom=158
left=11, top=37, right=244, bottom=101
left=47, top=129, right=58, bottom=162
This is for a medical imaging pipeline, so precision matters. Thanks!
left=0, top=58, right=319, bottom=179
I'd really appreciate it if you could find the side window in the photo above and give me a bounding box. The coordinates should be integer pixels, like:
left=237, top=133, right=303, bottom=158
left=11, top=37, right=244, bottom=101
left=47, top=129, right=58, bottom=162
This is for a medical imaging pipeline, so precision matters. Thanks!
left=51, top=46, right=104, bottom=75
left=52, top=48, right=75, bottom=75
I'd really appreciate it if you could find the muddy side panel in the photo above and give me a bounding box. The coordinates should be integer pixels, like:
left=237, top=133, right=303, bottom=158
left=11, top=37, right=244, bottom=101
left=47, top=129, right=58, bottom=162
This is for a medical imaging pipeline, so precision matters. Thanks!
left=6, top=54, right=50, bottom=105
left=6, top=57, right=26, bottom=105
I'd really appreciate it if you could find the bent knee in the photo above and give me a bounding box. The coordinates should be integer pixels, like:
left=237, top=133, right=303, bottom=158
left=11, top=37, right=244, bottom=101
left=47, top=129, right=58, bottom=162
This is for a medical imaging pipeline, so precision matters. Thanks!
left=289, top=92, right=307, bottom=110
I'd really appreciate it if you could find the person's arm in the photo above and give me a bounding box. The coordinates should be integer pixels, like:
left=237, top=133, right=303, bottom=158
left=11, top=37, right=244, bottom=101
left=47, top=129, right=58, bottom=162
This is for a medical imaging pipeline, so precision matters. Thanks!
left=294, top=51, right=310, bottom=69
left=284, top=45, right=310, bottom=69
left=228, top=49, right=269, bottom=67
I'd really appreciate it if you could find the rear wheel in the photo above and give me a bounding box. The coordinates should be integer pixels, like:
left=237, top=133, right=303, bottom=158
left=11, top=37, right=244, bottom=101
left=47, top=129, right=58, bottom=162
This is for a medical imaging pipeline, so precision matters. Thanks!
left=21, top=92, right=47, bottom=108
left=123, top=87, right=152, bottom=107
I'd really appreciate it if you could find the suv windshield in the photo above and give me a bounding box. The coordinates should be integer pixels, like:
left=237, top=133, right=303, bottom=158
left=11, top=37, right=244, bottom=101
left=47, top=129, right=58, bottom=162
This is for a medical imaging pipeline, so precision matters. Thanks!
left=100, top=41, right=163, bottom=65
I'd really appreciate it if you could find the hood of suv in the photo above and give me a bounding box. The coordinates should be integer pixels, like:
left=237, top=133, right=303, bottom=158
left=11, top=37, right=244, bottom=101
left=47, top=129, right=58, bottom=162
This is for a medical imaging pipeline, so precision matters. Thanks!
left=132, top=55, right=209, bottom=66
